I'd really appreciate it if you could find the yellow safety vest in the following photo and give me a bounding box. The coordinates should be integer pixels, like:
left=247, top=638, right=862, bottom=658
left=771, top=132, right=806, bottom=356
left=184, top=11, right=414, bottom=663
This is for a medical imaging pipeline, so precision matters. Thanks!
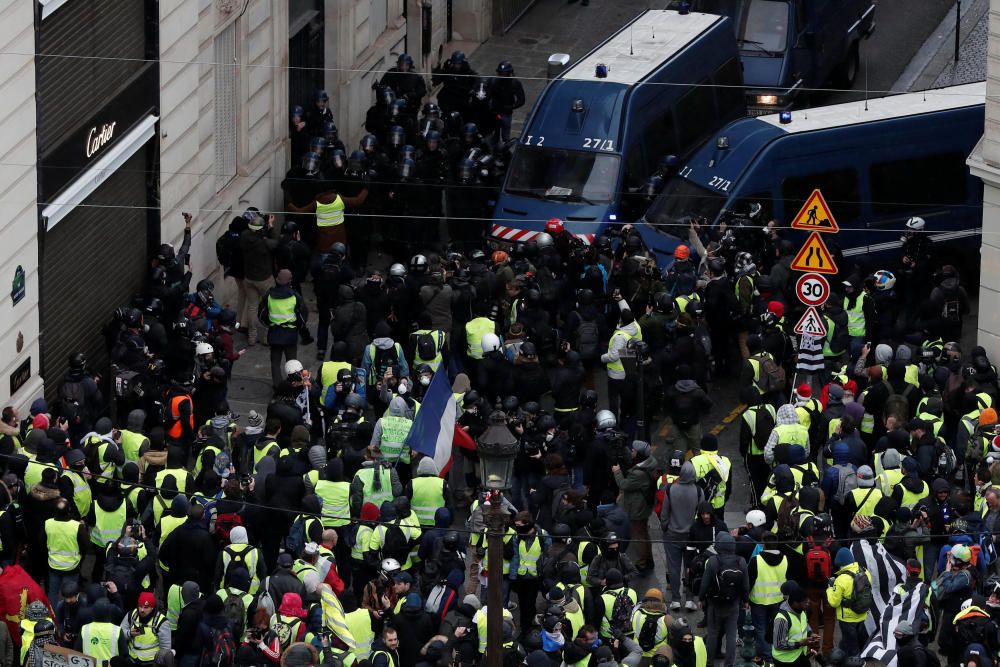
left=354, top=467, right=394, bottom=509
left=120, top=429, right=146, bottom=463
left=849, top=486, right=883, bottom=517
left=465, top=318, right=495, bottom=360
left=317, top=196, right=346, bottom=227
left=62, top=469, right=91, bottom=519
left=92, top=499, right=127, bottom=547
left=345, top=608, right=374, bottom=659
left=631, top=608, right=667, bottom=657
left=45, top=517, right=82, bottom=571
left=607, top=326, right=642, bottom=374
left=24, top=456, right=45, bottom=490
left=771, top=609, right=809, bottom=664
left=81, top=620, right=121, bottom=661
left=126, top=609, right=167, bottom=663
left=378, top=415, right=413, bottom=464
left=671, top=637, right=707, bottom=667
left=483, top=527, right=516, bottom=575
left=267, top=293, right=298, bottom=328
left=899, top=480, right=929, bottom=509
left=315, top=480, right=352, bottom=528
left=749, top=556, right=788, bottom=605
left=411, top=476, right=446, bottom=526
left=743, top=404, right=776, bottom=456
left=253, top=439, right=280, bottom=471
left=691, top=453, right=730, bottom=509
left=844, top=292, right=868, bottom=336
left=165, top=583, right=185, bottom=631
left=773, top=423, right=809, bottom=450
left=474, top=607, right=514, bottom=654
left=352, top=524, right=375, bottom=561
left=413, top=329, right=446, bottom=370
left=599, top=587, right=637, bottom=637
left=517, top=535, right=543, bottom=577
left=877, top=468, right=904, bottom=496
left=223, top=543, right=262, bottom=593
left=321, top=361, right=353, bottom=390
left=153, top=469, right=188, bottom=524
left=293, top=559, right=319, bottom=584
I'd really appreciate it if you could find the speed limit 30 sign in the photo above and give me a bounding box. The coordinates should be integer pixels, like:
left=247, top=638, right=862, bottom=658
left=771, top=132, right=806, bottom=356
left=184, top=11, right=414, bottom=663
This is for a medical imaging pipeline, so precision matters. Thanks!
left=795, top=272, right=831, bottom=307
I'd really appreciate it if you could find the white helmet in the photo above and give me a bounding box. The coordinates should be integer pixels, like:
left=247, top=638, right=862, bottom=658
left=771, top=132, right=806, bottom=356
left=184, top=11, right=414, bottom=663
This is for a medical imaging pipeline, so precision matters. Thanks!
left=746, top=510, right=767, bottom=528
left=596, top=409, right=617, bottom=430
left=389, top=263, right=407, bottom=277
left=380, top=557, right=401, bottom=576
left=873, top=269, right=896, bottom=291
left=481, top=333, right=501, bottom=353
left=535, top=232, right=554, bottom=249
left=905, top=216, right=925, bottom=231
left=284, top=359, right=304, bottom=376
left=195, top=341, right=214, bottom=356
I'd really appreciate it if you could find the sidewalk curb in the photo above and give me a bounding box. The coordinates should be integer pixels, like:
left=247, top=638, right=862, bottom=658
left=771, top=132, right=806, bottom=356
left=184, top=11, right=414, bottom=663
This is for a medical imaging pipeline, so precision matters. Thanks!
left=894, top=0, right=988, bottom=91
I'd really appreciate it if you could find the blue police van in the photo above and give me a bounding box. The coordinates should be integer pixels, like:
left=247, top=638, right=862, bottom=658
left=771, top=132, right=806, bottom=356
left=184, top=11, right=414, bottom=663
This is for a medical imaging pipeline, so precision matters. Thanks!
left=491, top=9, right=746, bottom=246
left=637, top=81, right=985, bottom=268
left=692, top=0, right=876, bottom=114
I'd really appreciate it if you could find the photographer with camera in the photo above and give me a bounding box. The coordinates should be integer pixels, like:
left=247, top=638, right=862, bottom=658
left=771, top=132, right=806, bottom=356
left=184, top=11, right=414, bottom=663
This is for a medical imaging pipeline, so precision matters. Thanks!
left=612, top=440, right=658, bottom=573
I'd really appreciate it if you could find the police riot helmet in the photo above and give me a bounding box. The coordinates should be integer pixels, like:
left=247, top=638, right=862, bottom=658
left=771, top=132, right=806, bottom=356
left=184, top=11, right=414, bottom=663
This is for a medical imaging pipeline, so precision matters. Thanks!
left=425, top=130, right=442, bottom=149
left=397, top=53, right=414, bottom=69
left=535, top=232, right=554, bottom=249
left=157, top=243, right=176, bottom=262
left=442, top=531, right=460, bottom=550
left=596, top=410, right=617, bottom=430
left=389, top=99, right=407, bottom=118
left=874, top=269, right=896, bottom=291
left=445, top=111, right=464, bottom=134
left=347, top=150, right=368, bottom=174
left=576, top=288, right=594, bottom=306
left=654, top=292, right=675, bottom=314
left=451, top=50, right=466, bottom=64
left=687, top=300, right=705, bottom=318
left=464, top=390, right=481, bottom=406
left=502, top=395, right=520, bottom=414
left=422, top=103, right=441, bottom=119
left=497, top=61, right=514, bottom=76
left=125, top=308, right=143, bottom=328
left=410, top=254, right=428, bottom=274
left=196, top=279, right=215, bottom=295
left=580, top=389, right=599, bottom=408
left=537, top=414, right=557, bottom=432
left=309, top=136, right=327, bottom=155
left=329, top=149, right=347, bottom=171
left=144, top=297, right=163, bottom=318
left=323, top=121, right=339, bottom=143
left=389, top=125, right=406, bottom=148
left=150, top=267, right=167, bottom=286
left=481, top=333, right=501, bottom=353
left=462, top=122, right=479, bottom=140
left=469, top=248, right=486, bottom=262
left=68, top=352, right=87, bottom=371
left=380, top=86, right=396, bottom=107
left=360, top=133, right=378, bottom=152
left=291, top=105, right=304, bottom=120
left=314, top=89, right=330, bottom=103
left=401, top=145, right=417, bottom=162
left=522, top=401, right=541, bottom=416
left=330, top=242, right=347, bottom=257
left=457, top=158, right=475, bottom=182
left=389, top=263, right=407, bottom=278
left=301, top=152, right=321, bottom=176
left=281, top=220, right=299, bottom=237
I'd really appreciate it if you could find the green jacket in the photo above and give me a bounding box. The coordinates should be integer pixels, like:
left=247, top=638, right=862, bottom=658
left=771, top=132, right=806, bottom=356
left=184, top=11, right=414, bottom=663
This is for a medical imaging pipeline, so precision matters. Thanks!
left=612, top=456, right=658, bottom=521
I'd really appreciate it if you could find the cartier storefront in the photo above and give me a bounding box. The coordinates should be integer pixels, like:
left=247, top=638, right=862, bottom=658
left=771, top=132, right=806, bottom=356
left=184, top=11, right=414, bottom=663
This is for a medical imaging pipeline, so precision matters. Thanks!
left=35, top=0, right=160, bottom=394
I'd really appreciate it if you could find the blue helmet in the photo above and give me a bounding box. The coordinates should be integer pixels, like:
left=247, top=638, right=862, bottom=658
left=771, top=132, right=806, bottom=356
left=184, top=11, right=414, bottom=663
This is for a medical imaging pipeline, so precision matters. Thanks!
left=389, top=98, right=407, bottom=118
left=323, top=121, right=339, bottom=143
left=497, top=61, right=514, bottom=76
left=360, top=134, right=378, bottom=152
left=401, top=145, right=417, bottom=162
left=380, top=86, right=396, bottom=107
left=451, top=50, right=466, bottom=64
left=291, top=105, right=304, bottom=119
left=397, top=53, right=414, bottom=69
left=314, top=89, right=330, bottom=102
left=309, top=136, right=327, bottom=154
left=399, top=157, right=416, bottom=179
left=301, top=152, right=321, bottom=176
left=462, top=123, right=479, bottom=140
left=425, top=130, right=442, bottom=147
left=329, top=149, right=347, bottom=171
left=389, top=125, right=407, bottom=148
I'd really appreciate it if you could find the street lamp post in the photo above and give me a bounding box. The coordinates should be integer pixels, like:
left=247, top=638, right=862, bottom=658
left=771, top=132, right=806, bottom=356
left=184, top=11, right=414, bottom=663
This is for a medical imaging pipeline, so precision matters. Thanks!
left=477, top=409, right=519, bottom=667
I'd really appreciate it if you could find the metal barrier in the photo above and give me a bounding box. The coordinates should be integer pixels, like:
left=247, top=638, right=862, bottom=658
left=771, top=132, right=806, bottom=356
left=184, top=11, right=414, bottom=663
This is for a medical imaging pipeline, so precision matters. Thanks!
left=495, top=0, right=538, bottom=33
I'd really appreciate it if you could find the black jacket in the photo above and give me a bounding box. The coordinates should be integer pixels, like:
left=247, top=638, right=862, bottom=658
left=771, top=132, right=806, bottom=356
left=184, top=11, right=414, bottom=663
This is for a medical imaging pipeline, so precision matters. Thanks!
left=664, top=380, right=713, bottom=426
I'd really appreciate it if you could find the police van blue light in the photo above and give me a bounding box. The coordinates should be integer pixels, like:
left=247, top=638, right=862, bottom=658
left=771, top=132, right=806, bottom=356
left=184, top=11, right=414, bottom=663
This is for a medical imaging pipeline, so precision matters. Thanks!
left=492, top=9, right=746, bottom=245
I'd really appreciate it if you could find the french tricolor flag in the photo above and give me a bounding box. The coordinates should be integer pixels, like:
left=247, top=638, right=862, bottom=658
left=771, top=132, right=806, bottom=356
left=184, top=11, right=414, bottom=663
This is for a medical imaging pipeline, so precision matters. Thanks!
left=406, top=367, right=459, bottom=475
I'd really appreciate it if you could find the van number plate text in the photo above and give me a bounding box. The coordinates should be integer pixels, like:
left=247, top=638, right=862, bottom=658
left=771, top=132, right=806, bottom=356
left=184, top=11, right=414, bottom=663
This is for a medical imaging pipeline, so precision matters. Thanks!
left=708, top=176, right=732, bottom=192
left=582, top=138, right=614, bottom=151
left=524, top=135, right=545, bottom=146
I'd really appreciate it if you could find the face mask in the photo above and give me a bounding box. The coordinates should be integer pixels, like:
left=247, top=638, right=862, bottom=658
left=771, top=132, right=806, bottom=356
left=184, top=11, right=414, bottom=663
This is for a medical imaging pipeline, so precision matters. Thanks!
left=420, top=376, right=431, bottom=386
left=590, top=639, right=602, bottom=650
left=515, top=523, right=533, bottom=534
left=398, top=383, right=408, bottom=395
left=545, top=432, right=555, bottom=442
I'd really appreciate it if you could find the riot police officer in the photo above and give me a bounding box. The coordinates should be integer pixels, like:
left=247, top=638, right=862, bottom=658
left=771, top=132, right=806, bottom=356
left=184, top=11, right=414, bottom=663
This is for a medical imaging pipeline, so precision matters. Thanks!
left=488, top=61, right=525, bottom=143
left=432, top=51, right=478, bottom=117
left=380, top=53, right=427, bottom=108
left=305, top=89, right=334, bottom=138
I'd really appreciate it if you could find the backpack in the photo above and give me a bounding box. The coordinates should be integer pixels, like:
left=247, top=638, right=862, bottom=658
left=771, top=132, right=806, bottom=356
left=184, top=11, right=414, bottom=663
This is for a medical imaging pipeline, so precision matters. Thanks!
left=221, top=590, right=247, bottom=638
left=712, top=555, right=744, bottom=601
left=59, top=380, right=85, bottom=412
left=942, top=287, right=962, bottom=323
left=751, top=354, right=784, bottom=394
left=846, top=567, right=873, bottom=613
left=273, top=617, right=303, bottom=650
left=547, top=482, right=573, bottom=523
left=256, top=576, right=276, bottom=617
left=202, top=626, right=237, bottom=667
left=608, top=589, right=634, bottom=637
left=417, top=334, right=438, bottom=363
left=286, top=518, right=307, bottom=557
left=932, top=439, right=957, bottom=476
left=214, top=512, right=244, bottom=544
left=637, top=611, right=663, bottom=652
left=380, top=522, right=411, bottom=563
left=425, top=582, right=448, bottom=613
left=833, top=465, right=859, bottom=506
left=668, top=265, right=697, bottom=298
left=804, top=539, right=833, bottom=583
left=574, top=318, right=601, bottom=361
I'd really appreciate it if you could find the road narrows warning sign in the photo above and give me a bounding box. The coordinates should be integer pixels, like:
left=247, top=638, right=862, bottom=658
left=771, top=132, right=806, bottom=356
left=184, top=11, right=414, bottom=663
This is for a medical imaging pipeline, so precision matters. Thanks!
left=790, top=189, right=840, bottom=233
left=793, top=306, right=828, bottom=337
left=790, top=232, right=838, bottom=275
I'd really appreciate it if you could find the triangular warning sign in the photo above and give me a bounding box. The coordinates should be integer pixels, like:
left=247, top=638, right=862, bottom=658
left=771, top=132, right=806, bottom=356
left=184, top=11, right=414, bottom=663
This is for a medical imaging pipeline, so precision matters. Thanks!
left=793, top=306, right=828, bottom=337
left=790, top=232, right=838, bottom=275
left=790, top=189, right=840, bottom=232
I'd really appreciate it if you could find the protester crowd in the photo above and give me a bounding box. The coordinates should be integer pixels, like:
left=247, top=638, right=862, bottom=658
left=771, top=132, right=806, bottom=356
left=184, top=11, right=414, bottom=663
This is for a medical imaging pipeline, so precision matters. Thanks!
left=0, top=51, right=996, bottom=667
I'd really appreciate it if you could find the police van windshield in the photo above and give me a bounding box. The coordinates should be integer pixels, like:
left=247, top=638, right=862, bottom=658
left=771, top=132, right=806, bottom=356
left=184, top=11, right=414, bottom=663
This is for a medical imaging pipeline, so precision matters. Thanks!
left=739, top=0, right=790, bottom=54
left=505, top=146, right=620, bottom=205
left=644, top=178, right=727, bottom=231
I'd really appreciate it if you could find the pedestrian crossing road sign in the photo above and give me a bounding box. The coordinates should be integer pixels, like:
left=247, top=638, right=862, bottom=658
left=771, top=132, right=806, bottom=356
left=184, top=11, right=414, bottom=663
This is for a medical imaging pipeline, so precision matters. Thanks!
left=790, top=189, right=840, bottom=232
left=793, top=306, right=828, bottom=337
left=790, top=232, right=838, bottom=275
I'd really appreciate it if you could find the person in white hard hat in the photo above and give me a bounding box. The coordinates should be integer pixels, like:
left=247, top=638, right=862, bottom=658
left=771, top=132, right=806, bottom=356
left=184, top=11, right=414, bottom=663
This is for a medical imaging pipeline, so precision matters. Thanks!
left=900, top=216, right=932, bottom=315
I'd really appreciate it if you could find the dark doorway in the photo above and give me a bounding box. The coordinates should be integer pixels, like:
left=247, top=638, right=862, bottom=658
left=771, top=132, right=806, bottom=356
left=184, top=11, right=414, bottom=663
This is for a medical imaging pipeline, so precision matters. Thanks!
left=289, top=0, right=325, bottom=112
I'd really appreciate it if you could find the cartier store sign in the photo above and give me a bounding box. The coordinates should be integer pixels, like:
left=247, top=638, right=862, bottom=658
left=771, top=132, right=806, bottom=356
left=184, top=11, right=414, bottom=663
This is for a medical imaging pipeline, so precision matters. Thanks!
left=85, top=122, right=117, bottom=158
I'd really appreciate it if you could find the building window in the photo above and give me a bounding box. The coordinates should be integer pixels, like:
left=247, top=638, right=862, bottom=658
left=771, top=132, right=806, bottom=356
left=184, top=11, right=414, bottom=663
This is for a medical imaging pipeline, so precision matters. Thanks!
left=214, top=21, right=238, bottom=191
left=371, top=0, right=388, bottom=36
